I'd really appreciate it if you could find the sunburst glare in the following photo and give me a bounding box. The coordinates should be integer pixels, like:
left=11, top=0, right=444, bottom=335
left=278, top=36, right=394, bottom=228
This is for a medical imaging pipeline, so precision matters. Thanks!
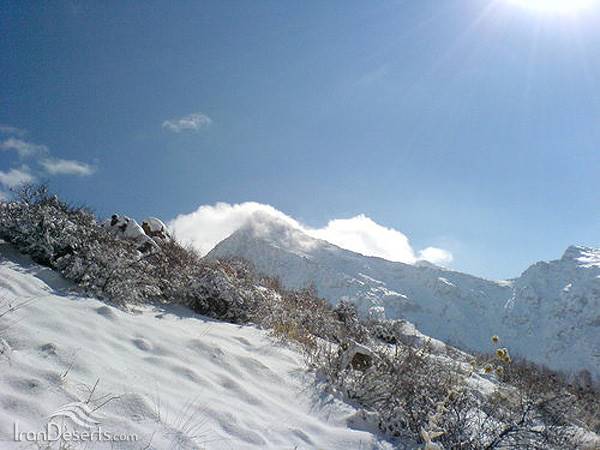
left=508, top=0, right=597, bottom=14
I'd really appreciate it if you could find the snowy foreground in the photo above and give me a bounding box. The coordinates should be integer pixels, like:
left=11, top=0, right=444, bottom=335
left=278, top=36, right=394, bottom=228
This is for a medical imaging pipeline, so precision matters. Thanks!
left=0, top=242, right=394, bottom=449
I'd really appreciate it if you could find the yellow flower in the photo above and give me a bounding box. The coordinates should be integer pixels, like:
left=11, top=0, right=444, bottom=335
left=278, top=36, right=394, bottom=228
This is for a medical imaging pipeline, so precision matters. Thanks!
left=491, top=335, right=500, bottom=344
left=484, top=364, right=493, bottom=374
left=498, top=348, right=511, bottom=363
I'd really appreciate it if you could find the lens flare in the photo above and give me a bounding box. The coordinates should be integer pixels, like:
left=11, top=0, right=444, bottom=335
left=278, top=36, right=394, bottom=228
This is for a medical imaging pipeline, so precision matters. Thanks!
left=508, top=0, right=596, bottom=14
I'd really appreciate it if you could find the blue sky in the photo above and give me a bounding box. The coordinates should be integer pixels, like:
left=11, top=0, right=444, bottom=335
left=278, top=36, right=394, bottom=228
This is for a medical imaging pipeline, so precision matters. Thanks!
left=1, top=0, right=600, bottom=279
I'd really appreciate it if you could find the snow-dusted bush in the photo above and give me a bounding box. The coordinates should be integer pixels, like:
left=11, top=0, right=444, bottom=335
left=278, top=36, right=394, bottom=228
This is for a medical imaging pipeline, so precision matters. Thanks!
left=333, top=300, right=370, bottom=343
left=0, top=185, right=156, bottom=303
left=0, top=185, right=266, bottom=321
left=500, top=357, right=600, bottom=435
left=312, top=338, right=465, bottom=443
left=250, top=285, right=369, bottom=347
left=310, top=328, right=588, bottom=449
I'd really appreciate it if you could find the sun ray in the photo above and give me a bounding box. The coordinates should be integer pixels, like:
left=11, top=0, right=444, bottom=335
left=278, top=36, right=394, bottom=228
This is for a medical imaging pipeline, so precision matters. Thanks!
left=508, top=0, right=597, bottom=14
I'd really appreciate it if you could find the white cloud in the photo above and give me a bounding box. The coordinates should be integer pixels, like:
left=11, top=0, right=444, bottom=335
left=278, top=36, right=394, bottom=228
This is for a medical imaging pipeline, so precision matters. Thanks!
left=309, top=215, right=417, bottom=263
left=162, top=112, right=212, bottom=133
left=0, top=127, right=96, bottom=181
left=0, top=166, right=35, bottom=188
left=169, top=202, right=453, bottom=266
left=0, top=125, right=26, bottom=137
left=0, top=190, right=8, bottom=201
left=169, top=202, right=299, bottom=255
left=0, top=138, right=48, bottom=158
left=418, top=246, right=454, bottom=266
left=40, top=158, right=96, bottom=176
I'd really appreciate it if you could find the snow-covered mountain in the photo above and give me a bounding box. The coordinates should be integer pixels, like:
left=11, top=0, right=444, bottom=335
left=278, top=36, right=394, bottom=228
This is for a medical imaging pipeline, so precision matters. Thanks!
left=207, top=219, right=600, bottom=379
left=503, top=245, right=600, bottom=378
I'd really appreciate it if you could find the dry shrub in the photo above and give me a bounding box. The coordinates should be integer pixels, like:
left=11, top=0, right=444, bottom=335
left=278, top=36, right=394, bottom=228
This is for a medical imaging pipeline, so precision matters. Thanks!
left=251, top=287, right=366, bottom=346
left=312, top=336, right=590, bottom=448
left=505, top=358, right=600, bottom=435
left=270, top=321, right=318, bottom=350
left=312, top=339, right=463, bottom=442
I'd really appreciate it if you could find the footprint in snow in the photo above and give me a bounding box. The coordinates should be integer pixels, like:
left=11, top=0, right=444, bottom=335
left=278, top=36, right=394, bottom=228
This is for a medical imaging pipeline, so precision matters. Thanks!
left=132, top=338, right=153, bottom=352
left=95, top=305, right=117, bottom=320
left=39, top=342, right=58, bottom=356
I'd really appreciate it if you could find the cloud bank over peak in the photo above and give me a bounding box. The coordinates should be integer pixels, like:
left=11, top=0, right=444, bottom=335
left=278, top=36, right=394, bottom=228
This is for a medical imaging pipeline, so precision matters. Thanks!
left=169, top=202, right=300, bottom=255
left=169, top=202, right=453, bottom=266
left=309, top=215, right=419, bottom=264
left=418, top=246, right=454, bottom=266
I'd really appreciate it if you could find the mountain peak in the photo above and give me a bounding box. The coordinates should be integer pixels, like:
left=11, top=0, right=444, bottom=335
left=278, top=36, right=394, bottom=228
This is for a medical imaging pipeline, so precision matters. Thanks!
left=414, top=259, right=440, bottom=269
left=229, top=214, right=326, bottom=256
left=561, top=245, right=600, bottom=267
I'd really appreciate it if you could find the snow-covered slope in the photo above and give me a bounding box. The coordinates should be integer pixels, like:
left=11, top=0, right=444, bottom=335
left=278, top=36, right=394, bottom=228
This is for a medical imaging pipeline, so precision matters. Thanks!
left=0, top=241, right=394, bottom=449
left=503, top=245, right=600, bottom=378
left=207, top=219, right=600, bottom=379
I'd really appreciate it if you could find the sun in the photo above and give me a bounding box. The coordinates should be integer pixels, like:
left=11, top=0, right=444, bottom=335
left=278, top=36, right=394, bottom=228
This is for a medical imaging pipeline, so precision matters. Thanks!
left=508, top=0, right=597, bottom=14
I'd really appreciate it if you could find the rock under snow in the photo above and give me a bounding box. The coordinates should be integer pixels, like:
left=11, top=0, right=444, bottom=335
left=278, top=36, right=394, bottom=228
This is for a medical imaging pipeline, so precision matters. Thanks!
left=102, top=214, right=158, bottom=252
left=141, top=217, right=170, bottom=241
left=340, top=342, right=377, bottom=371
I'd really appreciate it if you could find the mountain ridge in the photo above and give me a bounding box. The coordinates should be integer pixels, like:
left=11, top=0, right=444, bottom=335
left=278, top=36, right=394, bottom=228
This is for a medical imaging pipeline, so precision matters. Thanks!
left=207, top=219, right=600, bottom=378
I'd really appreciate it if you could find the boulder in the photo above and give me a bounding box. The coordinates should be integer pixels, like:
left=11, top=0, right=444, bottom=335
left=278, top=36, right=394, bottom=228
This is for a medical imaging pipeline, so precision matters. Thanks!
left=141, top=217, right=170, bottom=241
left=102, top=215, right=157, bottom=252
left=340, top=342, right=377, bottom=371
